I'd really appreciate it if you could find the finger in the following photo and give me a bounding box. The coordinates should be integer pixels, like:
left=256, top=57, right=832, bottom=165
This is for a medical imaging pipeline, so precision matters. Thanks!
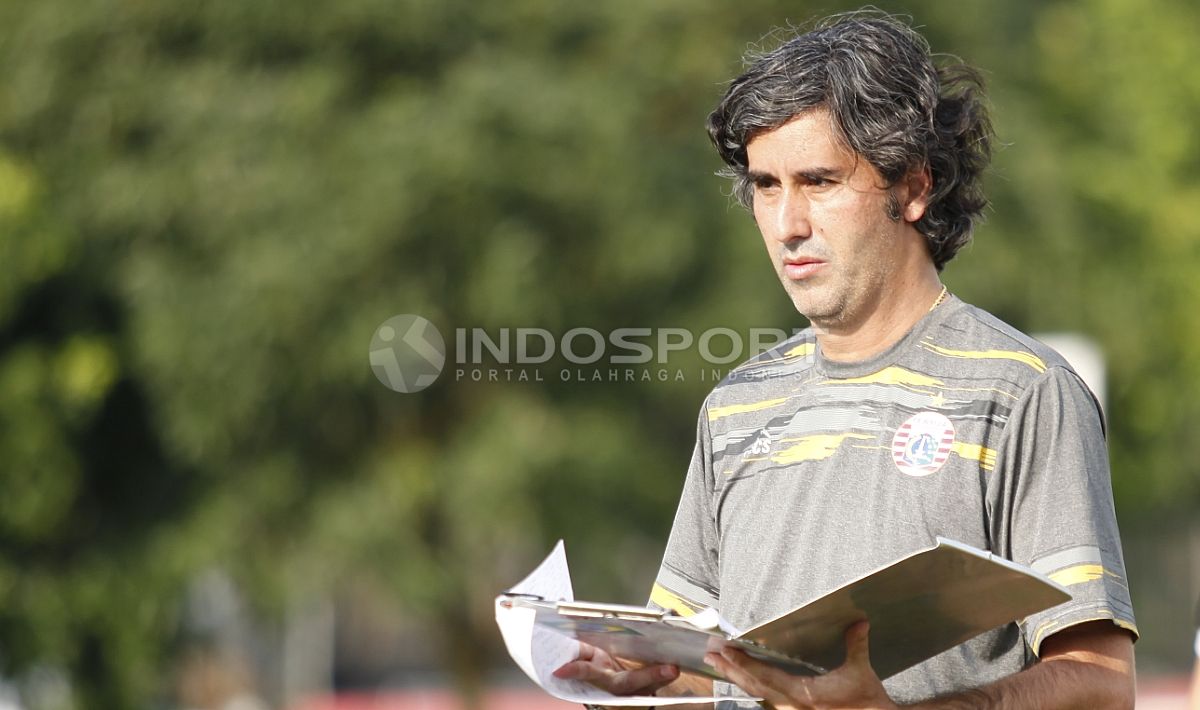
left=704, top=652, right=760, bottom=696
left=556, top=643, right=619, bottom=678
left=706, top=650, right=797, bottom=708
left=843, top=620, right=872, bottom=668
left=573, top=642, right=606, bottom=664
left=645, top=663, right=681, bottom=692
left=608, top=663, right=680, bottom=695
left=720, top=647, right=797, bottom=693
left=553, top=659, right=601, bottom=681
left=555, top=658, right=678, bottom=695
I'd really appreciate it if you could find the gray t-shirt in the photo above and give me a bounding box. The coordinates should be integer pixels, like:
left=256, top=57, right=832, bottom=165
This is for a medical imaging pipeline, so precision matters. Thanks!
left=651, top=297, right=1137, bottom=706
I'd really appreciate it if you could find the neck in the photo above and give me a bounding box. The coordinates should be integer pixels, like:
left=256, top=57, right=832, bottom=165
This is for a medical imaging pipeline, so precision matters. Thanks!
left=813, top=269, right=945, bottom=363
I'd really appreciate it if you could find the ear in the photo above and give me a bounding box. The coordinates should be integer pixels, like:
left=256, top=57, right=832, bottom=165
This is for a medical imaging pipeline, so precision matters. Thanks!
left=900, top=166, right=932, bottom=223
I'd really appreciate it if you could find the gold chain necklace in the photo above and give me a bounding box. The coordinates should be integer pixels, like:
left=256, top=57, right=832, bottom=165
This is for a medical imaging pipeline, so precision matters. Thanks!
left=928, top=285, right=949, bottom=312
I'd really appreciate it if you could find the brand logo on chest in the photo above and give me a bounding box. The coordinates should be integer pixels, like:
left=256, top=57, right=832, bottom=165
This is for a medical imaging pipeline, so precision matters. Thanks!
left=891, top=411, right=955, bottom=476
left=746, top=430, right=773, bottom=456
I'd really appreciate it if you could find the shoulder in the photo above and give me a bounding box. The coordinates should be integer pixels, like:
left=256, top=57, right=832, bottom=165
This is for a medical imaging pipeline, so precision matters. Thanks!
left=924, top=299, right=1081, bottom=386
left=931, top=300, right=1105, bottom=430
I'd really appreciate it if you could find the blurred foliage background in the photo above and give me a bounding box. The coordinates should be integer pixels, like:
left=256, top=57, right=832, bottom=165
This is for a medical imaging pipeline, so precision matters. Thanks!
left=1, top=0, right=1198, bottom=707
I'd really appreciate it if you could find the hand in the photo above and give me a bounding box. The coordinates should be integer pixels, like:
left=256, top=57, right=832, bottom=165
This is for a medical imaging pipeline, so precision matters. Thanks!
left=553, top=642, right=680, bottom=696
left=704, top=621, right=899, bottom=710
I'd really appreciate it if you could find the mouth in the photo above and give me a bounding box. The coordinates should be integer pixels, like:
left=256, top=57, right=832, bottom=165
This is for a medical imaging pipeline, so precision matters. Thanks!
left=782, top=257, right=826, bottom=280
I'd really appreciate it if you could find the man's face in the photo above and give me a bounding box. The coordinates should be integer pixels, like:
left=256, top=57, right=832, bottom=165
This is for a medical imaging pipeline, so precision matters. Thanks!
left=746, top=109, right=914, bottom=329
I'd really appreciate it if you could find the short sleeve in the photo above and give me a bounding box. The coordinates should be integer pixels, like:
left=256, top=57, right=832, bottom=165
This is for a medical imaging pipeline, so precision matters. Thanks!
left=986, top=366, right=1138, bottom=655
left=649, top=399, right=721, bottom=616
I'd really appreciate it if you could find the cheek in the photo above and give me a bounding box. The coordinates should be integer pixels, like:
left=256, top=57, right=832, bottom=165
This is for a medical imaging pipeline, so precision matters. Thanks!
left=806, top=201, right=849, bottom=243
left=806, top=193, right=852, bottom=229
left=812, top=192, right=886, bottom=238
left=751, top=200, right=772, bottom=229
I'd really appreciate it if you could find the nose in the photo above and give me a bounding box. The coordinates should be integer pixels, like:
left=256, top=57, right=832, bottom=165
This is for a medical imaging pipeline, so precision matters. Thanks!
left=762, top=188, right=811, bottom=244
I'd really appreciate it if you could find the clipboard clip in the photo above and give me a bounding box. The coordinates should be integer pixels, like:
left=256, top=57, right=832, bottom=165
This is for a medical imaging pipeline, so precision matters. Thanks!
left=554, top=601, right=666, bottom=622
left=498, top=592, right=545, bottom=609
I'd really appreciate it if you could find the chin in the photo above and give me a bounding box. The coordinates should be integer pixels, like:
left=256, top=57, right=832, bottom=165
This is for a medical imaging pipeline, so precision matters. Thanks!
left=779, top=278, right=840, bottom=321
left=790, top=296, right=844, bottom=324
left=789, top=300, right=825, bottom=321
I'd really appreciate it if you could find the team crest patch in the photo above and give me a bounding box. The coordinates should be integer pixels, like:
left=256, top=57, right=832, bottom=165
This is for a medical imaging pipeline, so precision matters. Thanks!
left=891, top=412, right=955, bottom=477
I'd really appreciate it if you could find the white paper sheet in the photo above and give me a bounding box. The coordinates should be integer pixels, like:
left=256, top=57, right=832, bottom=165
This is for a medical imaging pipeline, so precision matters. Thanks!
left=495, top=540, right=725, bottom=706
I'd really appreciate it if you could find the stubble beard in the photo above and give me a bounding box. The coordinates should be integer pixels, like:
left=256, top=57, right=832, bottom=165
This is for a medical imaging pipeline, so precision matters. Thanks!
left=780, top=258, right=890, bottom=333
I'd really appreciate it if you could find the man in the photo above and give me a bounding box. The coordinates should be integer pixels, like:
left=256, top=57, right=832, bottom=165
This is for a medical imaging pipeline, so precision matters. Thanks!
left=555, top=11, right=1137, bottom=709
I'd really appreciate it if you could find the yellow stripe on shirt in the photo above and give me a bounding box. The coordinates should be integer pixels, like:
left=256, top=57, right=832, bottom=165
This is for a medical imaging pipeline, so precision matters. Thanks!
left=835, top=366, right=945, bottom=388
left=783, top=342, right=815, bottom=359
left=951, top=442, right=998, bottom=471
left=1048, top=564, right=1119, bottom=586
left=708, top=397, right=789, bottom=422
left=921, top=342, right=1047, bottom=373
left=649, top=583, right=702, bottom=617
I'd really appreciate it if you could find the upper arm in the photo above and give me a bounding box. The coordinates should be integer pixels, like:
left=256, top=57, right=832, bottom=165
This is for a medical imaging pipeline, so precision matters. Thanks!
left=1040, top=620, right=1135, bottom=706
left=987, top=367, right=1138, bottom=653
left=1040, top=619, right=1134, bottom=666
left=651, top=400, right=721, bottom=615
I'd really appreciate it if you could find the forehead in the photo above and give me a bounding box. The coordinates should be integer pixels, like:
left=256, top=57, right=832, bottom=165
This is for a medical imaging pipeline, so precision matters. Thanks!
left=745, top=109, right=857, bottom=168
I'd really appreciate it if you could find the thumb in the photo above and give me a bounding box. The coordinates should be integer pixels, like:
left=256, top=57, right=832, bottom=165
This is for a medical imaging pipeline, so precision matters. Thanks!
left=844, top=620, right=872, bottom=667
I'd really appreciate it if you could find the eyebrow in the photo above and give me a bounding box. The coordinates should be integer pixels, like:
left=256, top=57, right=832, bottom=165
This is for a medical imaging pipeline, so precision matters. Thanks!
left=747, top=167, right=842, bottom=183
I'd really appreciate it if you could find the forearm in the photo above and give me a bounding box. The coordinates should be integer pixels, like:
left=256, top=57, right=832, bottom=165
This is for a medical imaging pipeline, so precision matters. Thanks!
left=906, top=654, right=1134, bottom=710
left=658, top=672, right=715, bottom=708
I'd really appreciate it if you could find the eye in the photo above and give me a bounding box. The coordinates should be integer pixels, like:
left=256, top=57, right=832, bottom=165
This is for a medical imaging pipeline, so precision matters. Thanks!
left=752, top=176, right=779, bottom=194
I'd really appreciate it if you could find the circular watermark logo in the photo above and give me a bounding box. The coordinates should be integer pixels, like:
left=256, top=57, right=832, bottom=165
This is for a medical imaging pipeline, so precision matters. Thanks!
left=370, top=315, right=446, bottom=393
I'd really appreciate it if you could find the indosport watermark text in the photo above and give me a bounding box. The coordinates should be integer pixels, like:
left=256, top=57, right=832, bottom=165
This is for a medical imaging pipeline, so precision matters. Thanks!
left=369, top=315, right=806, bottom=394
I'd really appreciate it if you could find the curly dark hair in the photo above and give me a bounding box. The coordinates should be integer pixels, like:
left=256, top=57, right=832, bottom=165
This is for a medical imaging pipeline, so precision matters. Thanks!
left=707, top=11, right=993, bottom=270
